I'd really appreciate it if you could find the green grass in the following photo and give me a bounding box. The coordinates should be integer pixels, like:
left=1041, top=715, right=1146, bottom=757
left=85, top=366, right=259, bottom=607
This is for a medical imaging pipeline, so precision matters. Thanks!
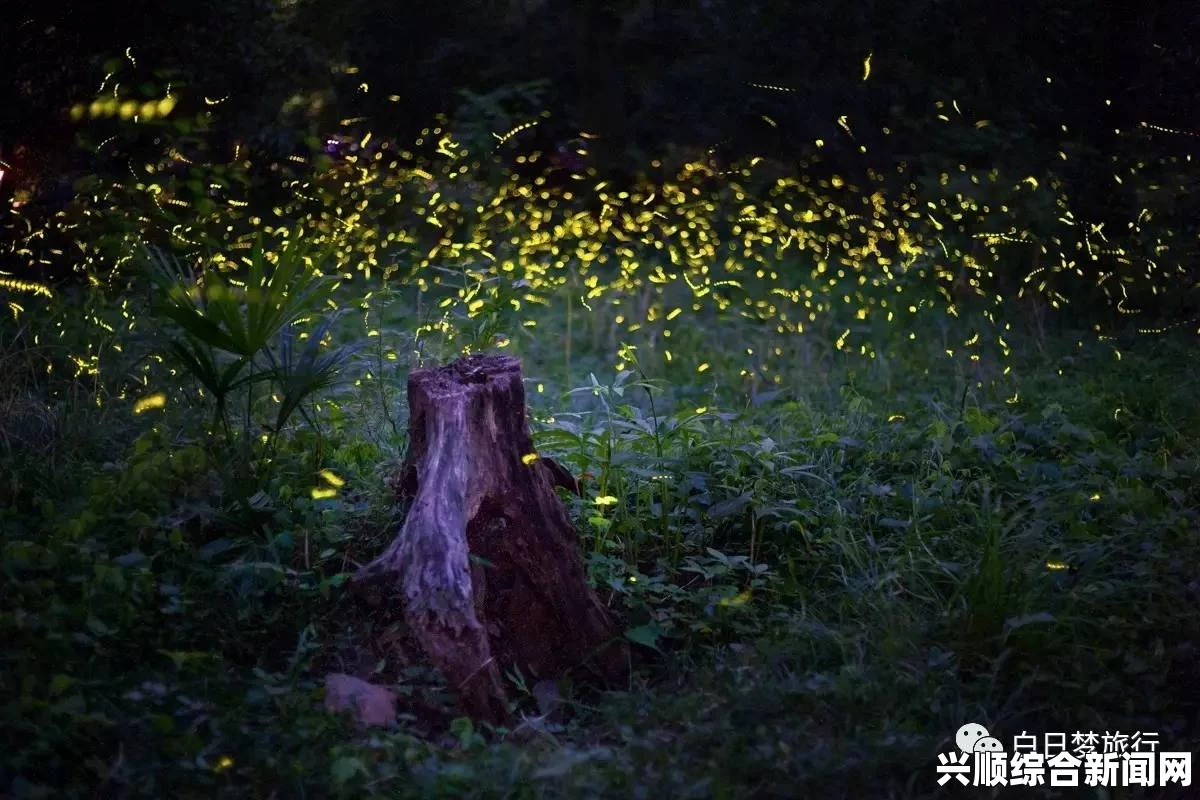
left=3, top=294, right=1199, bottom=797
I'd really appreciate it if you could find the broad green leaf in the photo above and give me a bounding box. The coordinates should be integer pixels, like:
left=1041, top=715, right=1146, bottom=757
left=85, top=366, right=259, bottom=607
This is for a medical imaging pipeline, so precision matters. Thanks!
left=625, top=624, right=664, bottom=652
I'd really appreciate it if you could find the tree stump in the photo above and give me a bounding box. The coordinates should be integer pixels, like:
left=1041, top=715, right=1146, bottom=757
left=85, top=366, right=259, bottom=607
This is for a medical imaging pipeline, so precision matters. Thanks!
left=353, top=354, right=627, bottom=722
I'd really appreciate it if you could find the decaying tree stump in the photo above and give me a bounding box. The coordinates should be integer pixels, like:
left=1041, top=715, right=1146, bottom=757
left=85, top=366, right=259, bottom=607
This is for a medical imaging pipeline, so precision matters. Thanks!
left=353, top=354, right=627, bottom=722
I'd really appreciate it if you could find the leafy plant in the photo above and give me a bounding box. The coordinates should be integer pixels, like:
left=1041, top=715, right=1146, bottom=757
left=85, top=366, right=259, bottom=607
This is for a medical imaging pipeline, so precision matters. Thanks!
left=145, top=236, right=360, bottom=457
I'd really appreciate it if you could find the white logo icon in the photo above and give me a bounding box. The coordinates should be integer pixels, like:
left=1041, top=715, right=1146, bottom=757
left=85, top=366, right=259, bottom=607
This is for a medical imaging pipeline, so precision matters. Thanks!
left=975, top=736, right=1004, bottom=752
left=956, top=723, right=1002, bottom=753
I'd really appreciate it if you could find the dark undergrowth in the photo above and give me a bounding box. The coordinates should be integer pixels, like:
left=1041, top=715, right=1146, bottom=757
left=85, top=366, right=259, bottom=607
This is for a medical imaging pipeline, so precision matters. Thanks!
left=3, top=303, right=1198, bottom=797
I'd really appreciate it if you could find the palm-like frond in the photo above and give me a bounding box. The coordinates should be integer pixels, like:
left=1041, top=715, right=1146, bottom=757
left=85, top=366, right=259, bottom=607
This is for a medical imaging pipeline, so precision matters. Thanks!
left=144, top=237, right=351, bottom=435
left=265, top=312, right=364, bottom=434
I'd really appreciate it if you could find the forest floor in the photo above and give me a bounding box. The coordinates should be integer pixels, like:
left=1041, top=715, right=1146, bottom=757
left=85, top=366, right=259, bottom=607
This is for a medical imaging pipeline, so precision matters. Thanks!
left=3, top=312, right=1199, bottom=798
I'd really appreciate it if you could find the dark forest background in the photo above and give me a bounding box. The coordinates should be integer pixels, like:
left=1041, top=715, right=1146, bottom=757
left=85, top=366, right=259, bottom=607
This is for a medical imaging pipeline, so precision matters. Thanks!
left=5, top=0, right=1198, bottom=185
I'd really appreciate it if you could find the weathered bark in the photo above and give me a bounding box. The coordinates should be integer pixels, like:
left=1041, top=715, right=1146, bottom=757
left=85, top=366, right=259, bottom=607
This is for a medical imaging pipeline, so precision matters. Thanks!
left=354, top=354, right=626, bottom=722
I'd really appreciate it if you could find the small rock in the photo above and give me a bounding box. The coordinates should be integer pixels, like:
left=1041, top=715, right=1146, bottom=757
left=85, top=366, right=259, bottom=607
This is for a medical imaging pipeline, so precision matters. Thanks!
left=324, top=673, right=397, bottom=728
